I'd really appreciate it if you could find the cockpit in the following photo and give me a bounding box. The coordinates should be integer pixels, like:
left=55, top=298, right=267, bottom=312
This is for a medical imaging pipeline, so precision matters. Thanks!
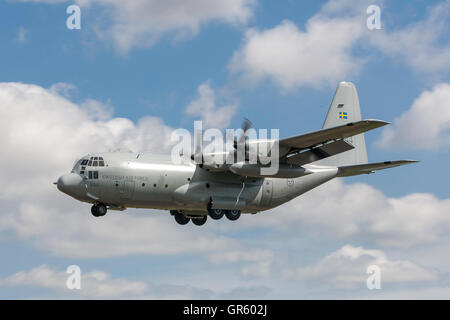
left=72, top=156, right=106, bottom=176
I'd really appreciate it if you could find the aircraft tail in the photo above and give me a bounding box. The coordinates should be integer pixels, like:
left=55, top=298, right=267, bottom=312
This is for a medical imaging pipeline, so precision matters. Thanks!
left=316, top=82, right=368, bottom=166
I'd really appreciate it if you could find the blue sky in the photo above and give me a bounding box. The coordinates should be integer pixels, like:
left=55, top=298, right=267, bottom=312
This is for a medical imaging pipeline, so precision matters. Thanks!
left=0, top=0, right=449, bottom=299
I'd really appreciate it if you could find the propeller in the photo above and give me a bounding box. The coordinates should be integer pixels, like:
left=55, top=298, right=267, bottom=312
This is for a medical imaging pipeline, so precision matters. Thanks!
left=191, top=118, right=253, bottom=166
left=234, top=118, right=252, bottom=149
left=191, top=127, right=203, bottom=164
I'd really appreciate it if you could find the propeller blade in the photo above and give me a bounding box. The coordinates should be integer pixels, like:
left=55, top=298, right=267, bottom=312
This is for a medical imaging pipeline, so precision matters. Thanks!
left=192, top=128, right=203, bottom=163
left=234, top=118, right=252, bottom=149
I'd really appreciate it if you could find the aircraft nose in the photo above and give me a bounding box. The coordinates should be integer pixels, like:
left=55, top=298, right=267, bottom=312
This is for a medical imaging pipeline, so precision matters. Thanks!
left=57, top=173, right=83, bottom=194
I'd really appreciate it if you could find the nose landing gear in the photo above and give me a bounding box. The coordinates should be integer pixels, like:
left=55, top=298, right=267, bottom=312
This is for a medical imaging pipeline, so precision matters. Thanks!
left=91, top=204, right=107, bottom=217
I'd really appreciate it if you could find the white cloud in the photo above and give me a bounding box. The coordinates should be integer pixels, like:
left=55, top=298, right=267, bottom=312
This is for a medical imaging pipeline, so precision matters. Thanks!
left=287, top=245, right=437, bottom=289
left=358, top=286, right=450, bottom=300
left=229, top=18, right=364, bottom=90
left=208, top=249, right=273, bottom=264
left=66, top=0, right=254, bottom=54
left=229, top=0, right=378, bottom=90
left=0, top=82, right=174, bottom=199
left=237, top=179, right=450, bottom=248
left=378, top=83, right=450, bottom=150
left=11, top=0, right=256, bottom=53
left=0, top=265, right=148, bottom=298
left=0, top=82, right=240, bottom=258
left=1, top=200, right=238, bottom=258
left=208, top=249, right=274, bottom=279
left=369, top=0, right=450, bottom=76
left=185, top=81, right=237, bottom=129
left=230, top=0, right=450, bottom=90
left=0, top=264, right=273, bottom=299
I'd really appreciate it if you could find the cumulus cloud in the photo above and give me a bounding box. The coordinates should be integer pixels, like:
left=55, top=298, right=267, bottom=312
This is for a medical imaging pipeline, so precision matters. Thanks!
left=230, top=0, right=450, bottom=90
left=229, top=16, right=365, bottom=90
left=369, top=0, right=450, bottom=76
left=238, top=178, right=450, bottom=248
left=0, top=82, right=240, bottom=258
left=1, top=199, right=238, bottom=258
left=0, top=82, right=174, bottom=199
left=0, top=264, right=272, bottom=299
left=0, top=265, right=148, bottom=298
left=14, top=0, right=255, bottom=53
left=229, top=0, right=379, bottom=90
left=286, top=245, right=437, bottom=289
left=185, top=81, right=237, bottom=129
left=378, top=83, right=450, bottom=150
left=208, top=249, right=274, bottom=280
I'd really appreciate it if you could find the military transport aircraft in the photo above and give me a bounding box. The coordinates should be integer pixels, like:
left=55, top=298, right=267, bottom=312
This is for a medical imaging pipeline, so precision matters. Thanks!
left=56, top=82, right=417, bottom=226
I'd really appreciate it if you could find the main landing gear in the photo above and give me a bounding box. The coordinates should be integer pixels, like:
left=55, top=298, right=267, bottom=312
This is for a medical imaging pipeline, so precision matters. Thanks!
left=208, top=208, right=241, bottom=222
left=171, top=208, right=241, bottom=226
left=91, top=203, right=107, bottom=217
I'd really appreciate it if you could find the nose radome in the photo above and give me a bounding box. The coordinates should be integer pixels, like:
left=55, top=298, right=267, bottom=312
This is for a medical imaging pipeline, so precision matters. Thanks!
left=57, top=173, right=83, bottom=194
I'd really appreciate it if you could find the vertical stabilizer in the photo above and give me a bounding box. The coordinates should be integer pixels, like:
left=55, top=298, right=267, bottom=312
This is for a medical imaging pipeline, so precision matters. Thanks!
left=316, top=82, right=368, bottom=166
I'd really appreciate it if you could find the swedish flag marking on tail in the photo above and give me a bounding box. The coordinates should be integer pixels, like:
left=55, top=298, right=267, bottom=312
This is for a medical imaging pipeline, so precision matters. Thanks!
left=339, top=112, right=348, bottom=119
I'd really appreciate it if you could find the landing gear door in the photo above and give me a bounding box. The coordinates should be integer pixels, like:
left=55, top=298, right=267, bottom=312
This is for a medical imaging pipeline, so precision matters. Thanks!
left=260, top=179, right=273, bottom=207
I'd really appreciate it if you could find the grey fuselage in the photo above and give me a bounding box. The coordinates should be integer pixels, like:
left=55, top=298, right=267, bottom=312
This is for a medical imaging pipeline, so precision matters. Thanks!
left=57, top=152, right=338, bottom=215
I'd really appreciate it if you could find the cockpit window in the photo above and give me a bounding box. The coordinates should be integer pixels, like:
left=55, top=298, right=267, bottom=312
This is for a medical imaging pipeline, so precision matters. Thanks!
left=86, top=156, right=106, bottom=167
left=81, top=160, right=88, bottom=166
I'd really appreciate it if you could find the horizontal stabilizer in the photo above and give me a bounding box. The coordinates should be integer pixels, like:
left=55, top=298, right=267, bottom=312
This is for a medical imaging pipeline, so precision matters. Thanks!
left=280, top=119, right=389, bottom=150
left=337, top=160, right=419, bottom=177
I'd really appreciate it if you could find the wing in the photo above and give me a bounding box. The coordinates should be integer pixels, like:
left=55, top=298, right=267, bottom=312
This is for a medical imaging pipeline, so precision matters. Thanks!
left=279, top=119, right=388, bottom=166
left=280, top=119, right=388, bottom=149
left=337, top=160, right=419, bottom=177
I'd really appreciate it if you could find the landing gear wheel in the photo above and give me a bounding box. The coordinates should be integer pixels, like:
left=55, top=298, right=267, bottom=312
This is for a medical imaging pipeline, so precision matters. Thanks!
left=174, top=213, right=190, bottom=225
left=225, top=210, right=241, bottom=221
left=208, top=208, right=224, bottom=220
left=91, top=204, right=107, bottom=217
left=192, top=215, right=207, bottom=226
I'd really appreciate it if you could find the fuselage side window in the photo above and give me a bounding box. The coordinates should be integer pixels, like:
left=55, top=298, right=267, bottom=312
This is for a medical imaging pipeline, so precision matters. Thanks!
left=88, top=171, right=93, bottom=179
left=93, top=171, right=99, bottom=179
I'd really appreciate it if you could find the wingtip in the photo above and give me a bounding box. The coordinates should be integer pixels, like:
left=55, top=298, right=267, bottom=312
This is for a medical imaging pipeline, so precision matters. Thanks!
left=364, top=119, right=391, bottom=126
